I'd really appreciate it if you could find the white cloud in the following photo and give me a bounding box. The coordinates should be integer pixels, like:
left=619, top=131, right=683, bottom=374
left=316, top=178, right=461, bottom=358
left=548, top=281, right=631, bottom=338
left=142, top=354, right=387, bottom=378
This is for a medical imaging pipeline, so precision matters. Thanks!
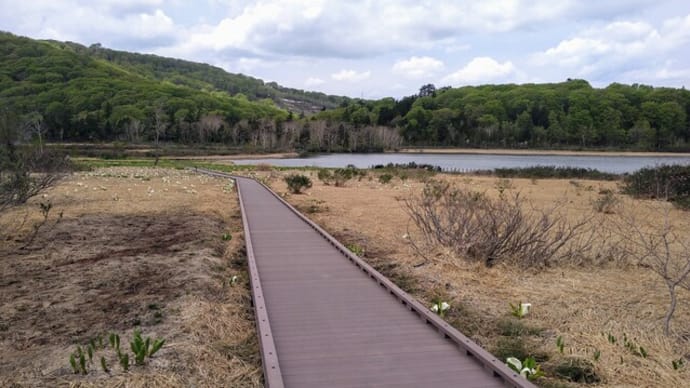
left=392, top=56, right=444, bottom=78
left=305, top=77, right=325, bottom=86
left=161, top=0, right=579, bottom=59
left=531, top=14, right=690, bottom=80
left=0, top=1, right=178, bottom=48
left=331, top=69, right=371, bottom=82
left=443, top=57, right=517, bottom=85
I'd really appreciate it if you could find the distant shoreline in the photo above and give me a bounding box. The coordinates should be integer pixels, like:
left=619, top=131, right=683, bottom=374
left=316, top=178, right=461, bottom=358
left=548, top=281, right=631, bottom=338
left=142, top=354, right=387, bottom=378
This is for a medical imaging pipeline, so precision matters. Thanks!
left=396, top=148, right=690, bottom=157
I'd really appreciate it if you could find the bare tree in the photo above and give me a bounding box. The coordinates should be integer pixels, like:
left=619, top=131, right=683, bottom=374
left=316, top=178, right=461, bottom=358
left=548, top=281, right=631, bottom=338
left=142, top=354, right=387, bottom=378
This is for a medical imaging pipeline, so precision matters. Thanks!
left=23, top=112, right=46, bottom=154
left=612, top=205, right=690, bottom=335
left=125, top=119, right=144, bottom=143
left=198, top=114, right=224, bottom=144
left=152, top=106, right=167, bottom=165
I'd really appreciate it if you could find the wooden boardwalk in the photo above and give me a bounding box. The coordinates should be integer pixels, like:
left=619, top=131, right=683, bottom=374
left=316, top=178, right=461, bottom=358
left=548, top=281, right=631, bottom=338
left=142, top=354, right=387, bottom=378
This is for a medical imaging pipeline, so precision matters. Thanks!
left=198, top=169, right=533, bottom=388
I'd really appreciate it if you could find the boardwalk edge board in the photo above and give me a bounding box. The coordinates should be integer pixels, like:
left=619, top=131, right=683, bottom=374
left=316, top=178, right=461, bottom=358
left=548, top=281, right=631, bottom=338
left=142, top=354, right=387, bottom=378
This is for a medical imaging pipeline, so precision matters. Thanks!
left=192, top=167, right=535, bottom=388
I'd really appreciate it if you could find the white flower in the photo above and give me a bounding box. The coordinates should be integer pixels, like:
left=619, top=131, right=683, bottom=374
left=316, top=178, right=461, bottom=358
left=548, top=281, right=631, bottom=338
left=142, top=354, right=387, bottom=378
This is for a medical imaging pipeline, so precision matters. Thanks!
left=507, top=357, right=522, bottom=371
left=431, top=301, right=450, bottom=313
left=507, top=357, right=535, bottom=377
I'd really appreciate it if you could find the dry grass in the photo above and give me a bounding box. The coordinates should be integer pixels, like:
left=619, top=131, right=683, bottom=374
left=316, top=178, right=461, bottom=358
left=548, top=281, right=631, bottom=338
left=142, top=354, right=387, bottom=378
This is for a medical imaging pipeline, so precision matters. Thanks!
left=262, top=170, right=690, bottom=387
left=0, top=167, right=261, bottom=388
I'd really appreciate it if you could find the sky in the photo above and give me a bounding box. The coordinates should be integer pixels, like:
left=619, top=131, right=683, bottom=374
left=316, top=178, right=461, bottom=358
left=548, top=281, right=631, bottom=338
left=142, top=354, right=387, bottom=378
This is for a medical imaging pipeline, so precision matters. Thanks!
left=2, top=0, right=690, bottom=99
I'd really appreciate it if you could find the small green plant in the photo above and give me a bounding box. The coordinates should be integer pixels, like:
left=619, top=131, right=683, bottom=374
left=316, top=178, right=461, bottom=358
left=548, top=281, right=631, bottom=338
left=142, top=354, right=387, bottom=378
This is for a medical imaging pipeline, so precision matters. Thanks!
left=100, top=356, right=109, bottom=373
left=284, top=174, right=312, bottom=194
left=69, top=353, right=78, bottom=374
left=606, top=333, right=616, bottom=344
left=68, top=330, right=164, bottom=374
left=119, top=352, right=129, bottom=371
left=378, top=173, right=393, bottom=184
left=556, top=336, right=565, bottom=354
left=672, top=358, right=685, bottom=370
left=78, top=351, right=87, bottom=375
left=346, top=243, right=365, bottom=256
left=593, top=349, right=601, bottom=362
left=222, top=232, right=232, bottom=241
left=506, top=356, right=544, bottom=381
left=229, top=275, right=239, bottom=286
left=110, top=332, right=120, bottom=352
left=509, top=302, right=531, bottom=319
left=130, top=329, right=166, bottom=365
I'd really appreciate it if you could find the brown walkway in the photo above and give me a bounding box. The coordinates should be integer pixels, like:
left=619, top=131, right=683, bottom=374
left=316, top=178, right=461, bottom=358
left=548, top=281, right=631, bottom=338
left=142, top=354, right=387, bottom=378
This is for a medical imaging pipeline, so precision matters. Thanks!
left=208, top=169, right=532, bottom=387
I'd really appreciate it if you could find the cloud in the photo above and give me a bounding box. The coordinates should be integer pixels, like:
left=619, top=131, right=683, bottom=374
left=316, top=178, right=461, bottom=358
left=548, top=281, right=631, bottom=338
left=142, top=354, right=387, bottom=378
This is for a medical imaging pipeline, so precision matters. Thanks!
left=531, top=14, right=690, bottom=81
left=305, top=77, right=325, bottom=86
left=331, top=69, right=371, bottom=82
left=0, top=1, right=178, bottom=49
left=443, top=57, right=517, bottom=85
left=162, top=0, right=580, bottom=59
left=392, top=56, right=444, bottom=78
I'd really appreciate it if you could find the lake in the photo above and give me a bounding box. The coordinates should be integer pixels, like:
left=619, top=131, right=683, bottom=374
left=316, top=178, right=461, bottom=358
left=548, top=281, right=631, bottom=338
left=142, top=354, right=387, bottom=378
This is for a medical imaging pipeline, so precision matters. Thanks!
left=232, top=152, right=690, bottom=174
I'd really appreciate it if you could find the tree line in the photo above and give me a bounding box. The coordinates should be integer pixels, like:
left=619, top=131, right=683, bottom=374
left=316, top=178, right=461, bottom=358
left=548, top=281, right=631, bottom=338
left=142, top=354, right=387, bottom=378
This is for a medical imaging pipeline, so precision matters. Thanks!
left=319, top=81, right=690, bottom=151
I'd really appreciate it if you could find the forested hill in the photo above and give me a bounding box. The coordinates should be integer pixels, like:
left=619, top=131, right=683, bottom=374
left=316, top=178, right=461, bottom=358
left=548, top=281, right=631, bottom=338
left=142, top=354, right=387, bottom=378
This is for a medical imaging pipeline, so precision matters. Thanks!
left=0, top=32, right=294, bottom=142
left=58, top=41, right=349, bottom=113
left=319, top=81, right=690, bottom=151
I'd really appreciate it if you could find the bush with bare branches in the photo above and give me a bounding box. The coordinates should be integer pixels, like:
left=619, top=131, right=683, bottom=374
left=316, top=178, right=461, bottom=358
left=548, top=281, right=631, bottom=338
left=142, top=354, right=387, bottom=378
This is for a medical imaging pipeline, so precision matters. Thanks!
left=1, top=110, right=71, bottom=213
left=611, top=205, right=690, bottom=335
left=404, top=180, right=597, bottom=268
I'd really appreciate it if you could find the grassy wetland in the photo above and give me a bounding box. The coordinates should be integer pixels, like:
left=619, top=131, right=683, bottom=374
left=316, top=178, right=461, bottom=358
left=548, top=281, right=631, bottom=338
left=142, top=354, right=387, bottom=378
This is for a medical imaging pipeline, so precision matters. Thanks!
left=1, top=159, right=689, bottom=387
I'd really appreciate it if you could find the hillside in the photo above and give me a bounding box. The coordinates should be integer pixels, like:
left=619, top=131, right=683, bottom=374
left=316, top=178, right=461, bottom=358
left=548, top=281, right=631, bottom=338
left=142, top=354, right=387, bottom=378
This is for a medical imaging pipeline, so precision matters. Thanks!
left=56, top=41, right=348, bottom=114
left=0, top=32, right=299, bottom=142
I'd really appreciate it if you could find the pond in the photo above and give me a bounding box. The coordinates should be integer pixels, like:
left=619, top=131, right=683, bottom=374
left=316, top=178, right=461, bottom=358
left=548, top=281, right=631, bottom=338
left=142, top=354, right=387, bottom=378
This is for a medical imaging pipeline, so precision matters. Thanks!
left=232, top=152, right=690, bottom=174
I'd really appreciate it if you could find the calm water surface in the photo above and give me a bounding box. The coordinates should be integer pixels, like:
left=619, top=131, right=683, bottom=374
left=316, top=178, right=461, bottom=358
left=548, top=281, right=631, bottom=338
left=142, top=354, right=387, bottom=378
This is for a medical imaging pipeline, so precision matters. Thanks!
left=233, top=153, right=690, bottom=174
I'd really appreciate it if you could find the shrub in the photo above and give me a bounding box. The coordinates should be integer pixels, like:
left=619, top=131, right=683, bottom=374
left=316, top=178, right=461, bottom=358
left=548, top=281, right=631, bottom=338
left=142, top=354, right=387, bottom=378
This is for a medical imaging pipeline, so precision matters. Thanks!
left=488, top=166, right=618, bottom=180
left=553, top=357, right=600, bottom=384
left=592, top=189, right=619, bottom=214
left=317, top=169, right=333, bottom=185
left=284, top=174, right=312, bottom=194
left=405, top=180, right=594, bottom=267
left=611, top=206, right=690, bottom=335
left=378, top=173, right=393, bottom=184
left=622, top=164, right=690, bottom=210
left=255, top=163, right=272, bottom=171
left=1, top=147, right=71, bottom=213
left=332, top=166, right=362, bottom=186
left=372, top=162, right=439, bottom=181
